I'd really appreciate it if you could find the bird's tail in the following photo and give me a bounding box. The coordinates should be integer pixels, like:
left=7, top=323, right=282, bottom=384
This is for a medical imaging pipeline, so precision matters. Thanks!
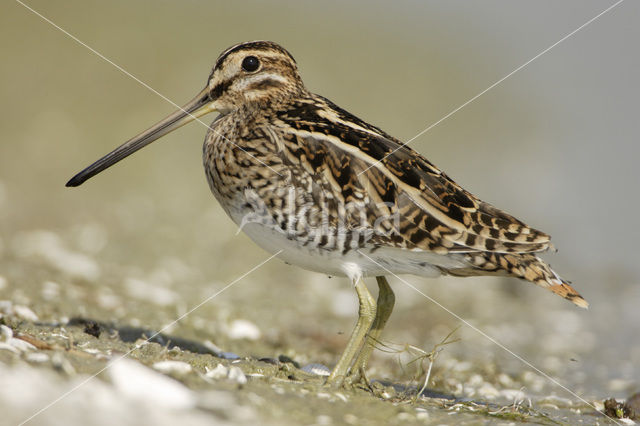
left=454, top=252, right=588, bottom=308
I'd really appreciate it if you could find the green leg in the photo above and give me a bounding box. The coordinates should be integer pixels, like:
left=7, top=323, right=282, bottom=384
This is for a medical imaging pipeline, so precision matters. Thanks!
left=326, top=277, right=376, bottom=386
left=347, top=276, right=395, bottom=385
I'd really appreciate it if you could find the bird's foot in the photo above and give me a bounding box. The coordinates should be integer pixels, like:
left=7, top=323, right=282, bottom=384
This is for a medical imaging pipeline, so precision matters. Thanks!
left=325, top=365, right=375, bottom=393
left=343, top=365, right=372, bottom=390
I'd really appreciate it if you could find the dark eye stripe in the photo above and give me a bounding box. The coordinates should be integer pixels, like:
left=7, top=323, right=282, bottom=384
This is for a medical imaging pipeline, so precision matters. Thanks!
left=210, top=79, right=232, bottom=98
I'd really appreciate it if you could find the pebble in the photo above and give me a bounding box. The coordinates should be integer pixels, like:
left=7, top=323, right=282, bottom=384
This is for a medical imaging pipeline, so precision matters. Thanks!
left=226, top=319, right=261, bottom=340
left=205, top=364, right=229, bottom=380
left=0, top=324, right=36, bottom=353
left=109, top=358, right=196, bottom=409
left=0, top=324, right=11, bottom=340
left=204, top=364, right=247, bottom=384
left=0, top=343, right=19, bottom=354
left=0, top=301, right=39, bottom=322
left=6, top=338, right=37, bottom=353
left=415, top=407, right=430, bottom=420
left=152, top=360, right=192, bottom=375
left=13, top=305, right=39, bottom=322
left=227, top=366, right=248, bottom=384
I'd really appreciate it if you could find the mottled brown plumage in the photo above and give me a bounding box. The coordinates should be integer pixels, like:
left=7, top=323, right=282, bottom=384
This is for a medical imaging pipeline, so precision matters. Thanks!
left=67, top=40, right=587, bottom=386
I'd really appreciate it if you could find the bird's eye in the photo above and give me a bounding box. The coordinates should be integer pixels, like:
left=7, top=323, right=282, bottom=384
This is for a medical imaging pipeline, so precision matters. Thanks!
left=241, top=56, right=260, bottom=72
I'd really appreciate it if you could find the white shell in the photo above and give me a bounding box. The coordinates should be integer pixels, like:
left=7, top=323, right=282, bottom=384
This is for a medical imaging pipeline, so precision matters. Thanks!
left=301, top=363, right=331, bottom=376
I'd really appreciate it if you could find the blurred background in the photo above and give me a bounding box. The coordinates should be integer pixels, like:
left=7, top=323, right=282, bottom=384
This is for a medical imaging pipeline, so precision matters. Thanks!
left=1, top=0, right=638, bottom=408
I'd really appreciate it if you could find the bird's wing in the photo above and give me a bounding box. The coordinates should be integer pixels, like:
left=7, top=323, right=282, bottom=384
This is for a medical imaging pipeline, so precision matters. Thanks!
left=274, top=97, right=551, bottom=254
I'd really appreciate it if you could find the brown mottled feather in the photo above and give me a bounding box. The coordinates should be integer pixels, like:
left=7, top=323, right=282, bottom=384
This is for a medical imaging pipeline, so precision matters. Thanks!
left=201, top=41, right=586, bottom=308
left=270, top=96, right=587, bottom=307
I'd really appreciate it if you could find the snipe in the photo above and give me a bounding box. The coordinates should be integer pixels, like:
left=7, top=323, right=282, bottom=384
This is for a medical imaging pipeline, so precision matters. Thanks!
left=67, top=41, right=587, bottom=386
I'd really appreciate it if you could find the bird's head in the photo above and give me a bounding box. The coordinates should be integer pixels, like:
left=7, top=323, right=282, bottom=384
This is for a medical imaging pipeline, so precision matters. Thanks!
left=207, top=41, right=304, bottom=113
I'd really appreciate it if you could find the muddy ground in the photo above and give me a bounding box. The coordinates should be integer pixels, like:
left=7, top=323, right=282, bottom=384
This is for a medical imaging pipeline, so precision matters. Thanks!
left=0, top=219, right=635, bottom=425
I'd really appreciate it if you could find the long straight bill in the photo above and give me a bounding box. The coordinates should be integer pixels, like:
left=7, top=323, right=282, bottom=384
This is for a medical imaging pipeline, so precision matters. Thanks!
left=66, top=87, right=215, bottom=187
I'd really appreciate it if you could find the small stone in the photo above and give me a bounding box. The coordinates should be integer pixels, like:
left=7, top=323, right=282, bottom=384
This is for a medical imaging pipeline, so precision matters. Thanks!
left=0, top=343, right=19, bottom=353
left=204, top=363, right=247, bottom=384
left=228, top=366, right=247, bottom=384
left=205, top=364, right=229, bottom=380
left=0, top=324, right=12, bottom=341
left=13, top=305, right=39, bottom=322
left=0, top=326, right=37, bottom=353
left=9, top=338, right=36, bottom=352
left=153, top=360, right=192, bottom=375
left=415, top=407, right=429, bottom=420
left=110, top=358, right=195, bottom=409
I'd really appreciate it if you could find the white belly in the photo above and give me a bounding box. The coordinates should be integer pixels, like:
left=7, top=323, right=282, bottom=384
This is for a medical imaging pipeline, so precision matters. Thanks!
left=217, top=188, right=469, bottom=281
left=236, top=220, right=468, bottom=282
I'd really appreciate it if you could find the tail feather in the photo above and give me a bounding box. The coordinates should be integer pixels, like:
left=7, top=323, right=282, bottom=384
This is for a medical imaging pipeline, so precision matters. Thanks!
left=453, top=252, right=588, bottom=308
